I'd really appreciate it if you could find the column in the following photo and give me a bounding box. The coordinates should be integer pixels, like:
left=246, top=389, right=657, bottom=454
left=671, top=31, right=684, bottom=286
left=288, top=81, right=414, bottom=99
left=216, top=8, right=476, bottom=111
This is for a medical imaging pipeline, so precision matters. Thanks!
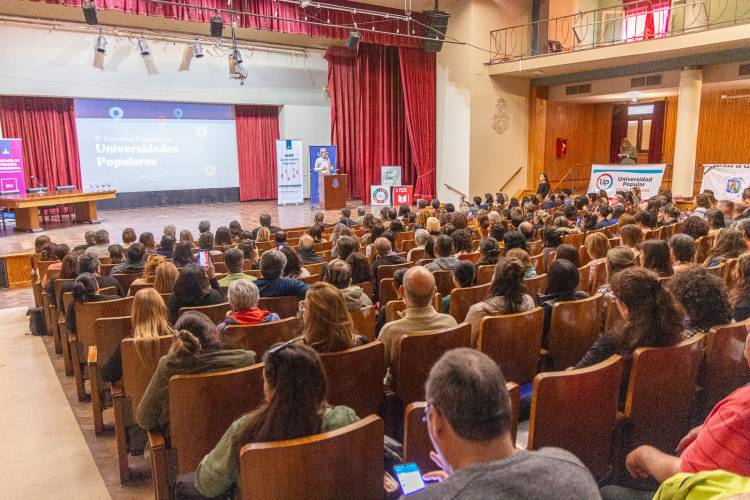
left=671, top=67, right=703, bottom=197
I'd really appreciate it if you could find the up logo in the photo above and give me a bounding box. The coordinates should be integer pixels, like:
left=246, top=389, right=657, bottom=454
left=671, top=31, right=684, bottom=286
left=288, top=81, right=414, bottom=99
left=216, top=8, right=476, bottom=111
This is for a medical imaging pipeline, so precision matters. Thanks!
left=595, top=173, right=614, bottom=191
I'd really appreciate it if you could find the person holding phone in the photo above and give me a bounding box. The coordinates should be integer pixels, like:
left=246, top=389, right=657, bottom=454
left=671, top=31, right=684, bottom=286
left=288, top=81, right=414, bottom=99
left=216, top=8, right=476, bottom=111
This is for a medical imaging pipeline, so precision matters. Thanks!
left=409, top=349, right=599, bottom=499
left=167, top=261, right=224, bottom=324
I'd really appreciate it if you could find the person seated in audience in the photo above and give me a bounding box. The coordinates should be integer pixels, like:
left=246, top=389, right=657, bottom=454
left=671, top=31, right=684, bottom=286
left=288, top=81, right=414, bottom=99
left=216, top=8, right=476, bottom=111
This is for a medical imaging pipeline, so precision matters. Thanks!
left=217, top=280, right=279, bottom=337
left=301, top=282, right=367, bottom=352
left=364, top=223, right=385, bottom=258
left=465, top=258, right=535, bottom=345
left=718, top=200, right=735, bottom=227
left=324, top=259, right=372, bottom=310
left=78, top=253, right=124, bottom=296
left=407, top=228, right=429, bottom=262
left=137, top=311, right=257, bottom=439
left=451, top=229, right=473, bottom=257
left=65, top=273, right=121, bottom=361
left=154, top=262, right=179, bottom=294
left=198, top=231, right=222, bottom=257
left=594, top=206, right=612, bottom=229
left=333, top=235, right=358, bottom=261
left=214, top=226, right=233, bottom=248
left=518, top=221, right=535, bottom=242
left=172, top=242, right=194, bottom=269
left=297, top=234, right=323, bottom=265
left=121, top=228, right=137, bottom=249
left=704, top=209, right=725, bottom=238
left=219, top=248, right=254, bottom=287
left=634, top=210, right=656, bottom=235
left=554, top=243, right=580, bottom=267
left=274, top=231, right=287, bottom=249
left=374, top=267, right=408, bottom=335
left=307, top=223, right=324, bottom=243
left=252, top=213, right=281, bottom=240
left=506, top=248, right=537, bottom=278
left=704, top=228, right=746, bottom=267
left=279, top=245, right=310, bottom=279
left=44, top=251, right=78, bottom=302
left=254, top=250, right=309, bottom=298
left=311, top=211, right=328, bottom=229
left=131, top=254, right=167, bottom=289
left=167, top=263, right=224, bottom=324
left=619, top=224, right=643, bottom=259
left=682, top=215, right=709, bottom=241
left=426, top=216, right=442, bottom=236
left=156, top=234, right=175, bottom=259
left=198, top=220, right=211, bottom=234
left=101, top=287, right=175, bottom=385
left=737, top=219, right=750, bottom=250
left=353, top=206, right=367, bottom=226
left=729, top=253, right=750, bottom=322
left=657, top=205, right=679, bottom=227
left=228, top=220, right=242, bottom=241
left=596, top=247, right=636, bottom=322
left=139, top=232, right=157, bottom=255
left=179, top=229, right=196, bottom=248
left=85, top=229, right=111, bottom=258
left=602, top=331, right=750, bottom=500
left=670, top=265, right=732, bottom=337
left=503, top=230, right=528, bottom=253
left=255, top=226, right=271, bottom=243
left=541, top=228, right=562, bottom=271
left=183, top=343, right=357, bottom=499
left=691, top=193, right=712, bottom=218
left=72, top=231, right=96, bottom=252
left=397, top=204, right=411, bottom=225
left=576, top=267, right=684, bottom=370
left=41, top=243, right=70, bottom=287
left=337, top=207, right=356, bottom=227
left=476, top=237, right=501, bottom=269
left=346, top=252, right=372, bottom=286
left=425, top=235, right=459, bottom=272
left=108, top=244, right=126, bottom=264
left=413, top=349, right=600, bottom=499
left=111, top=242, right=147, bottom=275
left=238, top=240, right=259, bottom=269
left=378, top=266, right=457, bottom=388
left=640, top=239, right=673, bottom=277
left=163, top=224, right=176, bottom=238
left=370, top=237, right=407, bottom=287
left=441, top=261, right=476, bottom=313
left=668, top=234, right=695, bottom=273
left=329, top=223, right=355, bottom=253
left=539, top=260, right=589, bottom=339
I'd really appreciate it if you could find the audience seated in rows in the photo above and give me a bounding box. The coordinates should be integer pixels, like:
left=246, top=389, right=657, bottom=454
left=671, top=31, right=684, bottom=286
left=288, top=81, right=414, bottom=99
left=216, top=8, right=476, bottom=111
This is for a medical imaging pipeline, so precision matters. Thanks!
left=167, top=263, right=224, bottom=324
left=218, top=248, right=253, bottom=287
left=324, top=259, right=372, bottom=310
left=425, top=235, right=458, bottom=272
left=85, top=229, right=111, bottom=258
left=254, top=250, right=309, bottom=298
left=297, top=234, right=323, bottom=265
left=217, top=280, right=279, bottom=336
left=506, top=248, right=537, bottom=279
left=441, top=261, right=475, bottom=313
left=112, top=242, right=147, bottom=275
left=539, top=260, right=589, bottom=339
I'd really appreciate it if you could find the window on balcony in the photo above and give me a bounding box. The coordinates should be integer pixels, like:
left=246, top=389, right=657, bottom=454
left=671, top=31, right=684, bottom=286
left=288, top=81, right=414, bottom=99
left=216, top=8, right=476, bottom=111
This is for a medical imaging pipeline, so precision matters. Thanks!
left=623, top=0, right=672, bottom=42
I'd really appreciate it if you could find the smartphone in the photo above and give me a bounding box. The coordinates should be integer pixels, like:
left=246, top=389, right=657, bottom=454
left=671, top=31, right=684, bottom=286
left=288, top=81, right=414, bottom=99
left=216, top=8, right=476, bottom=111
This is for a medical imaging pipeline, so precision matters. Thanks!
left=196, top=251, right=210, bottom=268
left=393, top=463, right=426, bottom=496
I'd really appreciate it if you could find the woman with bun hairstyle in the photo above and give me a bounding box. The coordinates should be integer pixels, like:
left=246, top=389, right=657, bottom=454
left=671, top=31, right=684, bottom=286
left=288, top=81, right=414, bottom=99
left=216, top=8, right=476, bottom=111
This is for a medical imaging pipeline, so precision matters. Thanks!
left=136, top=311, right=257, bottom=436
left=64, top=273, right=121, bottom=361
left=475, top=237, right=501, bottom=269
left=465, top=257, right=535, bottom=346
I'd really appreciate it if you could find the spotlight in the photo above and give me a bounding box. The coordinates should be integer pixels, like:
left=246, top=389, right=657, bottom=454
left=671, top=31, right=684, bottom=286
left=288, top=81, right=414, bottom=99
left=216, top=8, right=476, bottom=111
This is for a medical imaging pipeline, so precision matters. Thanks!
left=210, top=15, right=224, bottom=37
left=138, top=38, right=150, bottom=56
left=82, top=0, right=98, bottom=25
left=345, top=31, right=361, bottom=50
left=95, top=35, right=107, bottom=53
left=193, top=41, right=204, bottom=58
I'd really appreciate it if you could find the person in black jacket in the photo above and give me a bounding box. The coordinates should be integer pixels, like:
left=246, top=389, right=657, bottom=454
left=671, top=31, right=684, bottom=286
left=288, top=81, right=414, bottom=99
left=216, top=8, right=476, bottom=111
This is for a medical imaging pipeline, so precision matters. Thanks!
left=77, top=253, right=124, bottom=296
left=538, top=260, right=589, bottom=341
left=297, top=235, right=324, bottom=265
left=167, top=263, right=224, bottom=324
left=65, top=273, right=121, bottom=362
left=731, top=253, right=750, bottom=322
left=370, top=238, right=406, bottom=301
left=536, top=173, right=550, bottom=199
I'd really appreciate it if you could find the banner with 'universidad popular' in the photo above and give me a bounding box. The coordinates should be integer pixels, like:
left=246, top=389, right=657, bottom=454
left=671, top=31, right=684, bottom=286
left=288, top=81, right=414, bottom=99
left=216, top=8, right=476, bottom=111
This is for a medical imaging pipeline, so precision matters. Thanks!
left=587, top=164, right=666, bottom=199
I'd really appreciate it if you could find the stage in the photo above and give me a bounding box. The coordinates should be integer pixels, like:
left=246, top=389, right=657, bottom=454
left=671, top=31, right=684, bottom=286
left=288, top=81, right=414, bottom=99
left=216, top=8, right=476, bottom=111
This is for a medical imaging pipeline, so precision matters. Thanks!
left=0, top=200, right=366, bottom=255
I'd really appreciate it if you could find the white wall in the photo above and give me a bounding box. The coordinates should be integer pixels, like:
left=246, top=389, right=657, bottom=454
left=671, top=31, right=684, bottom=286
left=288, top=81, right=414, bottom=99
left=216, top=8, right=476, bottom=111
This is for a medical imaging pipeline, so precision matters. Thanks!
left=279, top=105, right=332, bottom=198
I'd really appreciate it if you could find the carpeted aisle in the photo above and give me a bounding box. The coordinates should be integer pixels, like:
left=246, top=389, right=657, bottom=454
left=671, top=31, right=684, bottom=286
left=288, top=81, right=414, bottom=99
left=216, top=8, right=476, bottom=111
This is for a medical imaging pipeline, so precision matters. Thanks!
left=0, top=306, right=111, bottom=499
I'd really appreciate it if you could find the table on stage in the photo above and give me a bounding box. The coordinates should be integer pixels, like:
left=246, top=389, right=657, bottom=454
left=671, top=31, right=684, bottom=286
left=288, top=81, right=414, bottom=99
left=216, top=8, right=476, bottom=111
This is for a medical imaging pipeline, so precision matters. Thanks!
left=0, top=190, right=117, bottom=232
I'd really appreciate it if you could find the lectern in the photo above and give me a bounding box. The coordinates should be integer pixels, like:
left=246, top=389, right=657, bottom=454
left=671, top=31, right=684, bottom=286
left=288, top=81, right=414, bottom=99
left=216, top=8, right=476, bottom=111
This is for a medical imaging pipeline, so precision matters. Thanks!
left=319, top=174, right=348, bottom=210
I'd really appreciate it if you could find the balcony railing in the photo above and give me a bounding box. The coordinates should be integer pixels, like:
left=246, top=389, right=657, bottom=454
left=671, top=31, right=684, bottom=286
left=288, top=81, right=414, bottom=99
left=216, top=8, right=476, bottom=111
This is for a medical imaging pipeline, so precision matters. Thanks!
left=489, top=0, right=750, bottom=64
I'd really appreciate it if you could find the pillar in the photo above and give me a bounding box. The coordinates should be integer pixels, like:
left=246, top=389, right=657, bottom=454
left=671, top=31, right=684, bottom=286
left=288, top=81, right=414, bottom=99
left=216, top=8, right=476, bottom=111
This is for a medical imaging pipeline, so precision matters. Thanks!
left=671, top=68, right=703, bottom=197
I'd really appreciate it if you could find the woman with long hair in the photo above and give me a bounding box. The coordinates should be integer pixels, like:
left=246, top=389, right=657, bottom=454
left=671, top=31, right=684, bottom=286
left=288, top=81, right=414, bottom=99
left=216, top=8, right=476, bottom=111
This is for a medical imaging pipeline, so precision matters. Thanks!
left=301, top=282, right=366, bottom=352
left=475, top=237, right=501, bottom=268
left=154, top=262, right=180, bottom=294
left=345, top=252, right=372, bottom=285
left=640, top=239, right=673, bottom=277
left=122, top=228, right=137, bottom=248
left=131, top=254, right=167, bottom=289
left=442, top=260, right=477, bottom=313
left=255, top=226, right=271, bottom=243
left=554, top=243, right=580, bottom=268
left=506, top=248, right=537, bottom=278
left=681, top=216, right=709, bottom=241
left=188, top=343, right=358, bottom=498
left=539, top=260, right=589, bottom=340
left=179, top=229, right=195, bottom=248
left=64, top=273, right=121, bottom=363
left=705, top=209, right=725, bottom=238
left=214, top=226, right=233, bottom=247
left=173, top=242, right=195, bottom=269
left=576, top=267, right=684, bottom=368
left=44, top=251, right=79, bottom=304
left=730, top=253, right=750, bottom=321
left=426, top=216, right=442, bottom=236
left=619, top=224, right=644, bottom=259
left=279, top=245, right=310, bottom=279
left=167, top=263, right=224, bottom=324
left=704, top=229, right=746, bottom=267
left=465, top=258, right=535, bottom=346
left=451, top=229, right=473, bottom=257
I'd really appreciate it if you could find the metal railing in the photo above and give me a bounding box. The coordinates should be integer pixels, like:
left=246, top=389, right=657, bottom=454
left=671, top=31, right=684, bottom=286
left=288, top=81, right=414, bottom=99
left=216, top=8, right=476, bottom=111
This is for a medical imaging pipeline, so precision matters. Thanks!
left=489, top=0, right=750, bottom=64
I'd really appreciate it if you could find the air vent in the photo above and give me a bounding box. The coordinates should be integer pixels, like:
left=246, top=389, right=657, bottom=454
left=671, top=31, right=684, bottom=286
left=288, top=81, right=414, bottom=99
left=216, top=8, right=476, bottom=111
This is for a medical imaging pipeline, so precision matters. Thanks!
left=565, top=83, right=592, bottom=95
left=739, top=63, right=750, bottom=76
left=631, top=74, right=662, bottom=88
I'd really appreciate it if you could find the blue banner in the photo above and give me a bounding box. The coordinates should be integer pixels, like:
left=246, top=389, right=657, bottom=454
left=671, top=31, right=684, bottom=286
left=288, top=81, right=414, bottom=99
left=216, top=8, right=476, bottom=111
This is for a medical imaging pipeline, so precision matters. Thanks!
left=309, top=145, right=337, bottom=205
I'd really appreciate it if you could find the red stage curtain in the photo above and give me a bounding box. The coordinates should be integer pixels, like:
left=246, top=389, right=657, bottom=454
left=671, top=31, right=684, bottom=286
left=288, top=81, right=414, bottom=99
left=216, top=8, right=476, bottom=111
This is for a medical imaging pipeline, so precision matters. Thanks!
left=35, top=0, right=426, bottom=48
left=648, top=100, right=666, bottom=163
left=325, top=48, right=359, bottom=199
left=235, top=105, right=280, bottom=201
left=609, top=104, right=630, bottom=163
left=0, top=96, right=82, bottom=189
left=399, top=47, right=436, bottom=199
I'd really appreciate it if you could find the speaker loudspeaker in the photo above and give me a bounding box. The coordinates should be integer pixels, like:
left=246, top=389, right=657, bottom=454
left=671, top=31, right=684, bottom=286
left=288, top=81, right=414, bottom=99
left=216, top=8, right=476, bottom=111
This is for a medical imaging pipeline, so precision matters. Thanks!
left=422, top=10, right=450, bottom=53
left=345, top=31, right=361, bottom=50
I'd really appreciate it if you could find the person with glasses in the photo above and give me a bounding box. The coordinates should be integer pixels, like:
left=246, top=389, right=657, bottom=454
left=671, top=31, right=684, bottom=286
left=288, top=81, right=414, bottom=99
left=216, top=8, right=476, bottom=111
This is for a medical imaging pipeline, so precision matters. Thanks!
left=412, top=348, right=600, bottom=499
left=181, top=342, right=359, bottom=499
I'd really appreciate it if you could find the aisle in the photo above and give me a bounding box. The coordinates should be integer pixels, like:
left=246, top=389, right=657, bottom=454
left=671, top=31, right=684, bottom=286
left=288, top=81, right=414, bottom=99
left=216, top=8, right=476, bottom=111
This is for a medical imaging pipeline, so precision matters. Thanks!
left=0, top=306, right=111, bottom=499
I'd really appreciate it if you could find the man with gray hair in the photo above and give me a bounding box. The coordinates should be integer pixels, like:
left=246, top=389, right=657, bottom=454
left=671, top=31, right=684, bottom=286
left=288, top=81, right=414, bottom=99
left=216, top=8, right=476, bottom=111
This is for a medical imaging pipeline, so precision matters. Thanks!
left=407, top=228, right=429, bottom=262
left=85, top=229, right=111, bottom=257
left=370, top=237, right=406, bottom=301
left=163, top=224, right=177, bottom=238
left=377, top=266, right=456, bottom=388
left=254, top=249, right=309, bottom=298
left=353, top=206, right=367, bottom=225
left=297, top=234, right=324, bottom=265
left=410, top=348, right=600, bottom=499
left=217, top=280, right=279, bottom=336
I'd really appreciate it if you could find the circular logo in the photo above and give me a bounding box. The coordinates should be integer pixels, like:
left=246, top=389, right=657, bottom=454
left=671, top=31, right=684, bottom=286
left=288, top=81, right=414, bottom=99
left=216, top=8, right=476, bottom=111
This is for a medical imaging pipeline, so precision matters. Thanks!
left=595, top=173, right=614, bottom=191
left=371, top=187, right=390, bottom=204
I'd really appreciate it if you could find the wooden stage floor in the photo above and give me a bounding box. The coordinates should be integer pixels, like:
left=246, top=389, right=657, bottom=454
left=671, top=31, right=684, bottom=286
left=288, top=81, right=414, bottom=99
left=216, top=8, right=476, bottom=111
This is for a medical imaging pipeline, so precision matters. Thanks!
left=0, top=200, right=368, bottom=255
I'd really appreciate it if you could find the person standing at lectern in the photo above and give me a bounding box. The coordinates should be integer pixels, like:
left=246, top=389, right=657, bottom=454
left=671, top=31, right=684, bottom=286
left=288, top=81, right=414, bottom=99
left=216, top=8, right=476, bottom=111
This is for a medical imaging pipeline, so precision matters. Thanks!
left=313, top=148, right=333, bottom=175
left=536, top=173, right=550, bottom=199
left=618, top=138, right=637, bottom=164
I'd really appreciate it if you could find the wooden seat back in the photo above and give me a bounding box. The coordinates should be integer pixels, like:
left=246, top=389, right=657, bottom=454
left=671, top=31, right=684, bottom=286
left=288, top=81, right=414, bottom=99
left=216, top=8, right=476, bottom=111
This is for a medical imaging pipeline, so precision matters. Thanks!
left=644, top=229, right=660, bottom=241
left=302, top=262, right=325, bottom=276
left=314, top=240, right=333, bottom=252
left=449, top=283, right=490, bottom=323
left=258, top=295, right=299, bottom=319
left=700, top=320, right=750, bottom=412
left=694, top=236, right=711, bottom=264
left=563, top=232, right=584, bottom=248
left=121, top=336, right=174, bottom=413
left=384, top=293, right=442, bottom=323
left=458, top=252, right=480, bottom=263
left=528, top=355, right=623, bottom=479
left=349, top=306, right=376, bottom=341
left=379, top=278, right=399, bottom=305
left=319, top=342, right=385, bottom=417
left=432, top=269, right=454, bottom=297
left=239, top=416, right=384, bottom=500
left=705, top=261, right=726, bottom=279
left=547, top=294, right=604, bottom=370
left=404, top=383, right=520, bottom=472
left=99, top=263, right=116, bottom=276
left=524, top=274, right=547, bottom=304
left=128, top=282, right=154, bottom=296
left=300, top=274, right=320, bottom=284
left=170, top=363, right=265, bottom=474
left=527, top=240, right=542, bottom=256
left=93, top=316, right=133, bottom=370
left=75, top=297, right=134, bottom=346
left=396, top=322, right=471, bottom=404
left=353, top=281, right=373, bottom=301
left=478, top=307, right=544, bottom=384
left=54, top=278, right=75, bottom=309
left=476, top=264, right=495, bottom=285
left=400, top=239, right=416, bottom=253
left=377, top=261, right=413, bottom=282
left=624, top=335, right=706, bottom=454
left=223, top=318, right=300, bottom=360
left=589, top=262, right=608, bottom=294
left=178, top=302, right=231, bottom=325
left=576, top=265, right=591, bottom=292
left=244, top=269, right=262, bottom=278
left=407, top=247, right=425, bottom=262
left=112, top=273, right=142, bottom=294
